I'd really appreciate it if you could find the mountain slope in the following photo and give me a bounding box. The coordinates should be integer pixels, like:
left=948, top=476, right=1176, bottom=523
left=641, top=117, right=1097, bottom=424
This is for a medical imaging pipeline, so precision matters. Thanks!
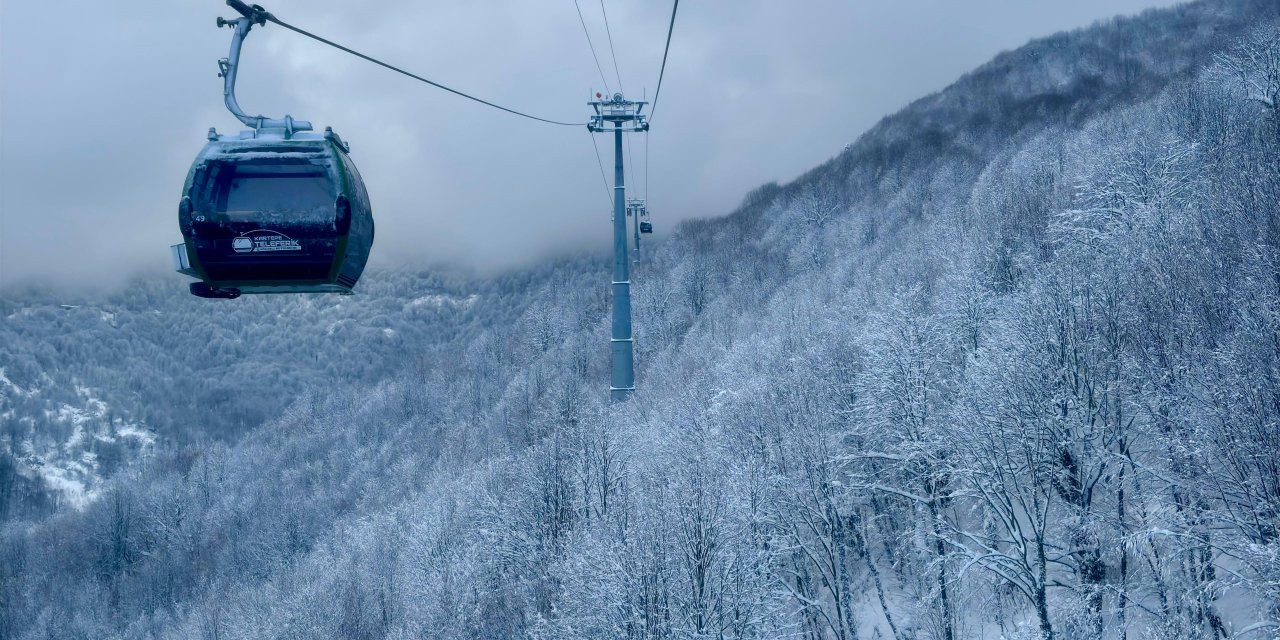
left=0, top=269, right=535, bottom=519
left=4, top=1, right=1280, bottom=638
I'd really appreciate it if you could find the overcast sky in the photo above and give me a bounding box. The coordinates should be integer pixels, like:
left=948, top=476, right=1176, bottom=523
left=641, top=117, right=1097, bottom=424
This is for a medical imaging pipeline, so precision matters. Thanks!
left=0, top=0, right=1183, bottom=290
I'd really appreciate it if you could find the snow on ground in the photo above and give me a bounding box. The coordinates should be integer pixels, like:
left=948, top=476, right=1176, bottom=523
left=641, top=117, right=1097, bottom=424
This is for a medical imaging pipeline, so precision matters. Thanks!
left=0, top=367, right=37, bottom=397
left=75, top=384, right=108, bottom=415
left=11, top=381, right=154, bottom=511
left=406, top=293, right=479, bottom=309
left=115, top=424, right=157, bottom=447
left=30, top=462, right=96, bottom=510
left=52, top=403, right=97, bottom=426
left=408, top=294, right=452, bottom=308
left=65, top=424, right=87, bottom=451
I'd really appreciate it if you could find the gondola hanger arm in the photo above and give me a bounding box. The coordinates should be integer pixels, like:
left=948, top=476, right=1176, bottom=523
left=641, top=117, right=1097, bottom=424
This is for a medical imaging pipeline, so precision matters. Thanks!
left=224, top=0, right=269, bottom=26
left=216, top=0, right=310, bottom=135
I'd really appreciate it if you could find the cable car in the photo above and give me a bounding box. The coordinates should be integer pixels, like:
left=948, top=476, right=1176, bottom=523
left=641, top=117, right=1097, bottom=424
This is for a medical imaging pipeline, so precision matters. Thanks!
left=172, top=0, right=373, bottom=298
left=173, top=127, right=373, bottom=298
left=640, top=221, right=653, bottom=234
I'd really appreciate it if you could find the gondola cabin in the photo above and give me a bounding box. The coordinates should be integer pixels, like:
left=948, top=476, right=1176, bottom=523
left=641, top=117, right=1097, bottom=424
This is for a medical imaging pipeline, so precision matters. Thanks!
left=171, top=126, right=373, bottom=298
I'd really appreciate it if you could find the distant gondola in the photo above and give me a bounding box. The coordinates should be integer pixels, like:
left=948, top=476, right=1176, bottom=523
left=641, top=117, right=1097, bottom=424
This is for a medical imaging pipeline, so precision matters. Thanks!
left=171, top=0, right=373, bottom=299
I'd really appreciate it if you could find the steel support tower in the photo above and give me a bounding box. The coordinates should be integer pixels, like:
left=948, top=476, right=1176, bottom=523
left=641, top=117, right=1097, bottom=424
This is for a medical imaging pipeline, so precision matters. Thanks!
left=589, top=93, right=648, bottom=402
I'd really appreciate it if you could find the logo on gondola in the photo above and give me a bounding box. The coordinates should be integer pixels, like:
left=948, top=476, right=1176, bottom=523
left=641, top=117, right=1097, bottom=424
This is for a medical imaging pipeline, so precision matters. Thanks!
left=233, top=229, right=302, bottom=253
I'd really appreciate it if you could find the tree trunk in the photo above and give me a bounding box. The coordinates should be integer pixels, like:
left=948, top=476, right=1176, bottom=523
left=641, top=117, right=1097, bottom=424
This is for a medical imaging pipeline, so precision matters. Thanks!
left=1035, top=535, right=1054, bottom=640
left=927, top=500, right=954, bottom=640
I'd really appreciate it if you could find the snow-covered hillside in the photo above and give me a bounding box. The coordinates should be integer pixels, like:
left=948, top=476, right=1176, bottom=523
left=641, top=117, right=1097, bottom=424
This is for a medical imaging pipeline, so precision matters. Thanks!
left=0, top=272, right=508, bottom=520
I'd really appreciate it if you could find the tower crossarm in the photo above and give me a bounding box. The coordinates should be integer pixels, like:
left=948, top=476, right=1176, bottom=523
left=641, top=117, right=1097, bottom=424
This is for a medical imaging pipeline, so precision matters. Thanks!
left=588, top=93, right=650, bottom=132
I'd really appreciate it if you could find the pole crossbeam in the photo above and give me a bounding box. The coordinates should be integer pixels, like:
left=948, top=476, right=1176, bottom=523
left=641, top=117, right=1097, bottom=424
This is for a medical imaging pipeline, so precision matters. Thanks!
left=588, top=93, right=647, bottom=402
left=588, top=93, right=650, bottom=133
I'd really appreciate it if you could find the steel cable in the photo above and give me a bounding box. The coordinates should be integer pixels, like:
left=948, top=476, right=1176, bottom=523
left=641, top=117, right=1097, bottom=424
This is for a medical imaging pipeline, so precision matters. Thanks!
left=647, top=0, right=679, bottom=121
left=573, top=0, right=613, bottom=96
left=262, top=12, right=583, bottom=126
left=599, top=1, right=625, bottom=94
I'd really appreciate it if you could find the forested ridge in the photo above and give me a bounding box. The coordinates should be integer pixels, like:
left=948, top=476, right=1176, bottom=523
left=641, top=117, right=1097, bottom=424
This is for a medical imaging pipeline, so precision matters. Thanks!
left=0, top=269, right=520, bottom=520
left=3, top=0, right=1279, bottom=637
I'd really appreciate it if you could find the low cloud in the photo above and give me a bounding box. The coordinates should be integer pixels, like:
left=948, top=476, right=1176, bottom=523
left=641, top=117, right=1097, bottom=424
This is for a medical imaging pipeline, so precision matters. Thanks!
left=0, top=0, right=1178, bottom=289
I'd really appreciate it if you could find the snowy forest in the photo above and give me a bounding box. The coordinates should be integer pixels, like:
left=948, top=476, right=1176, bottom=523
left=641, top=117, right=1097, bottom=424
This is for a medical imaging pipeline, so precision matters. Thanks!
left=3, top=0, right=1280, bottom=638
